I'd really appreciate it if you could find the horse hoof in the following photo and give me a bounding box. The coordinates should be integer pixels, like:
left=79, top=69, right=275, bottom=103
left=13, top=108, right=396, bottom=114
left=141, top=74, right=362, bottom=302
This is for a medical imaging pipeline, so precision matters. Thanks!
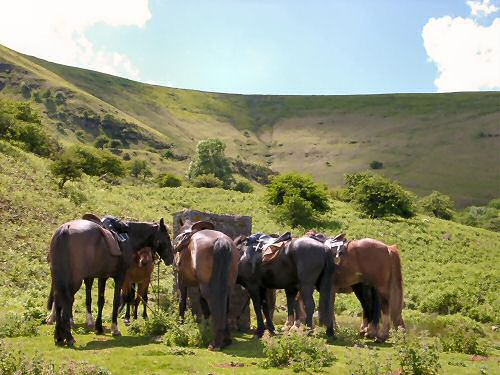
left=95, top=328, right=104, bottom=335
left=124, top=319, right=130, bottom=326
left=86, top=323, right=95, bottom=330
left=208, top=344, right=221, bottom=351
left=112, top=330, right=122, bottom=337
left=326, top=328, right=335, bottom=337
left=374, top=336, right=387, bottom=343
left=55, top=339, right=65, bottom=346
left=66, top=338, right=76, bottom=347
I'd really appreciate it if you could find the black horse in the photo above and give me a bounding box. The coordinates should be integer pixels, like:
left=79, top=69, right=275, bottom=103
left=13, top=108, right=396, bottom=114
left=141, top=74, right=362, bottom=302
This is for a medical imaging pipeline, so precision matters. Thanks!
left=235, top=234, right=336, bottom=337
left=48, top=218, right=173, bottom=346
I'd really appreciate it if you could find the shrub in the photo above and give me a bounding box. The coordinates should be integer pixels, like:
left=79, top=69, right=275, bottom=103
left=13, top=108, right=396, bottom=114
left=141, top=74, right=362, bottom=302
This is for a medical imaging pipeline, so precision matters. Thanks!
left=191, top=173, right=224, bottom=188
left=187, top=138, right=234, bottom=188
left=440, top=325, right=488, bottom=355
left=128, top=310, right=173, bottom=337
left=109, top=139, right=123, bottom=148
left=0, top=313, right=39, bottom=338
left=419, top=191, right=455, bottom=220
left=266, top=173, right=329, bottom=226
left=232, top=180, right=253, bottom=193
left=260, top=330, right=335, bottom=372
left=370, top=160, right=384, bottom=169
left=158, top=173, right=183, bottom=188
left=163, top=314, right=212, bottom=348
left=93, top=135, right=110, bottom=149
left=345, top=172, right=415, bottom=218
left=130, top=159, right=152, bottom=179
left=393, top=331, right=441, bottom=375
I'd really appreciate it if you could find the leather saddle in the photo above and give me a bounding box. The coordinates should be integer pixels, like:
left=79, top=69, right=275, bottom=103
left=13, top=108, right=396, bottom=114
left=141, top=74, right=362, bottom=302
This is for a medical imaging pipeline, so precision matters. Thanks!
left=173, top=220, right=215, bottom=252
left=246, top=232, right=292, bottom=272
left=82, top=213, right=127, bottom=256
left=324, top=233, right=349, bottom=264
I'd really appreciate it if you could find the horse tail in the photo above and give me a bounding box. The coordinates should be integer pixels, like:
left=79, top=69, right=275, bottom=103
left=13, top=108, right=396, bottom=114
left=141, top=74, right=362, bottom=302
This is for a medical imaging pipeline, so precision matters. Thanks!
left=50, top=225, right=73, bottom=318
left=388, top=245, right=405, bottom=328
left=210, top=237, right=232, bottom=334
left=47, top=284, right=54, bottom=311
left=318, top=246, right=335, bottom=334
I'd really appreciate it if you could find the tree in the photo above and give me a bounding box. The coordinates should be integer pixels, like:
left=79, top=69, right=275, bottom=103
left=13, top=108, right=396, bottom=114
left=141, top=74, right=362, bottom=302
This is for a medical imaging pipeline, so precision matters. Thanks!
left=130, top=159, right=152, bottom=179
left=50, top=154, right=82, bottom=188
left=419, top=191, right=455, bottom=220
left=186, top=138, right=233, bottom=188
left=370, top=160, right=384, bottom=169
left=266, top=173, right=329, bottom=227
left=94, top=135, right=110, bottom=149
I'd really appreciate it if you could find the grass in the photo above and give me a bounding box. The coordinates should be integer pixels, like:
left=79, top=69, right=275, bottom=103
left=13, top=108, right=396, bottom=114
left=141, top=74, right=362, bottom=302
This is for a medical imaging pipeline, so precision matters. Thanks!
left=0, top=142, right=499, bottom=373
left=0, top=43, right=499, bottom=206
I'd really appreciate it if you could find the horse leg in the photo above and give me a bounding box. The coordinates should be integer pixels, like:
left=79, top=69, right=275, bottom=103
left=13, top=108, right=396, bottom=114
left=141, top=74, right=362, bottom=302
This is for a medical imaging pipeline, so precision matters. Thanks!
left=141, top=285, right=149, bottom=320
left=47, top=302, right=56, bottom=325
left=179, top=284, right=188, bottom=323
left=84, top=278, right=95, bottom=329
left=53, top=297, right=64, bottom=346
left=133, top=284, right=141, bottom=320
left=352, top=283, right=371, bottom=336
left=300, top=285, right=316, bottom=329
left=260, top=287, right=275, bottom=334
left=248, top=287, right=266, bottom=337
left=62, top=291, right=75, bottom=346
left=200, top=295, right=210, bottom=320
left=284, top=288, right=298, bottom=330
left=95, top=278, right=106, bottom=334
left=111, top=276, right=124, bottom=336
left=376, top=294, right=391, bottom=342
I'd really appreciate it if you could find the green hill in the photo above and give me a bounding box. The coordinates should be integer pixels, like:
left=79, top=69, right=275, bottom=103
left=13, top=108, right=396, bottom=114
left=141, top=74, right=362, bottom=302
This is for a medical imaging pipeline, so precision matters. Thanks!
left=1, top=43, right=499, bottom=206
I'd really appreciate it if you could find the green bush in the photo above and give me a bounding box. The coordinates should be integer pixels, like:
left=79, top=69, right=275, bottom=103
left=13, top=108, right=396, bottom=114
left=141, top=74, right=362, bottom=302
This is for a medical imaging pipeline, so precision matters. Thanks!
left=393, top=331, right=441, bottom=375
left=266, top=172, right=329, bottom=227
left=345, top=172, right=415, bottom=218
left=191, top=173, right=224, bottom=188
left=419, top=191, right=455, bottom=220
left=163, top=314, right=212, bottom=348
left=440, top=325, right=488, bottom=355
left=128, top=310, right=173, bottom=337
left=186, top=138, right=234, bottom=188
left=370, top=160, right=384, bottom=169
left=456, top=203, right=500, bottom=232
left=0, top=313, right=39, bottom=338
left=93, top=135, right=110, bottom=149
left=158, top=173, right=183, bottom=188
left=232, top=180, right=254, bottom=193
left=260, top=330, right=335, bottom=373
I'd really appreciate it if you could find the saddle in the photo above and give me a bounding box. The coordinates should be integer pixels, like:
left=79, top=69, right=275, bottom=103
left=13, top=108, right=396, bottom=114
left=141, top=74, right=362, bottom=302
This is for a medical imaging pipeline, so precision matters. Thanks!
left=173, top=221, right=215, bottom=252
left=82, top=213, right=128, bottom=256
left=323, top=233, right=349, bottom=264
left=246, top=232, right=292, bottom=272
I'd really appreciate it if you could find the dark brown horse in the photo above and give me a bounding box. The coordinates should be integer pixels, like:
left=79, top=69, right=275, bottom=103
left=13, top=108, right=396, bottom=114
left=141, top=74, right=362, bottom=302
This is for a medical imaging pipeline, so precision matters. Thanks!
left=296, top=236, right=404, bottom=342
left=175, top=219, right=239, bottom=350
left=49, top=218, right=173, bottom=346
left=235, top=234, right=336, bottom=338
left=121, top=247, right=155, bottom=325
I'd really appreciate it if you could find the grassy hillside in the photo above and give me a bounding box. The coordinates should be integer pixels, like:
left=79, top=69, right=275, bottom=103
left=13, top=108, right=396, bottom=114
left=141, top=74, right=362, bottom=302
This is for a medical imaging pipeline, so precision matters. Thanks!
left=0, top=141, right=499, bottom=373
left=0, top=44, right=499, bottom=206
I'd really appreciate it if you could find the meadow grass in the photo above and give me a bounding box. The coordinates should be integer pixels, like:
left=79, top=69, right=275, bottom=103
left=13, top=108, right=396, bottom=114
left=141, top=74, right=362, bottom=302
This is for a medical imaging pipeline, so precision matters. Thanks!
left=0, top=143, right=499, bottom=373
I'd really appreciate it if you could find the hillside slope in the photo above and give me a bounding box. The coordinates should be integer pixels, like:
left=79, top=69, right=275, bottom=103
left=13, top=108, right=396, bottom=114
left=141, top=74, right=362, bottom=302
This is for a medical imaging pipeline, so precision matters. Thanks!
left=1, top=44, right=499, bottom=206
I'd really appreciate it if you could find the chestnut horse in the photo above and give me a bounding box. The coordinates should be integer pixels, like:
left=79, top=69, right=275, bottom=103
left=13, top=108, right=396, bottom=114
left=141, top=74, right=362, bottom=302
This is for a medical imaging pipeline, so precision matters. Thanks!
left=175, top=219, right=239, bottom=350
left=121, top=247, right=155, bottom=325
left=48, top=218, right=173, bottom=346
left=297, top=237, right=404, bottom=342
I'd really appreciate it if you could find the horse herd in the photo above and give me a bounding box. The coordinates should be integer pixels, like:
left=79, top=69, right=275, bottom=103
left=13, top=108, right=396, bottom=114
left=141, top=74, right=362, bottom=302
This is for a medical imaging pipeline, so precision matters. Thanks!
left=47, top=215, right=404, bottom=350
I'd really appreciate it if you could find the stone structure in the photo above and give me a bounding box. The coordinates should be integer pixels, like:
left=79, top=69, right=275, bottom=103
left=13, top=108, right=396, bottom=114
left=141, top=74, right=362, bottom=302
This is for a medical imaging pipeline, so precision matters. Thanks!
left=172, top=209, right=252, bottom=332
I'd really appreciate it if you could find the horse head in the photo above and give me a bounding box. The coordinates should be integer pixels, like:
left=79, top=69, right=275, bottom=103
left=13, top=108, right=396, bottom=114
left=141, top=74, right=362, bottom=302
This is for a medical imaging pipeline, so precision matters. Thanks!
left=136, top=247, right=153, bottom=267
left=152, top=218, right=174, bottom=266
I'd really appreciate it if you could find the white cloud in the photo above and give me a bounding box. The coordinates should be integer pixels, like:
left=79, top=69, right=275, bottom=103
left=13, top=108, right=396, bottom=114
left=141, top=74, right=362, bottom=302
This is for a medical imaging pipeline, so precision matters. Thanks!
left=422, top=2, right=500, bottom=92
left=466, top=0, right=498, bottom=17
left=0, top=0, right=151, bottom=80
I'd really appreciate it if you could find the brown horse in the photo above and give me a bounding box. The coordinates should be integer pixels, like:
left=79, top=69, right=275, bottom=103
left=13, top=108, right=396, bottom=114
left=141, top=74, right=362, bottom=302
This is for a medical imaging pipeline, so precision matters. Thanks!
left=49, top=218, right=173, bottom=346
left=121, top=247, right=155, bottom=325
left=296, top=236, right=404, bottom=342
left=175, top=219, right=239, bottom=350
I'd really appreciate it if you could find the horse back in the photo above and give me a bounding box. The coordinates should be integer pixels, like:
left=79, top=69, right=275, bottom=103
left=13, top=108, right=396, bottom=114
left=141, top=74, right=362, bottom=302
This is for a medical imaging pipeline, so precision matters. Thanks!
left=179, top=229, right=238, bottom=286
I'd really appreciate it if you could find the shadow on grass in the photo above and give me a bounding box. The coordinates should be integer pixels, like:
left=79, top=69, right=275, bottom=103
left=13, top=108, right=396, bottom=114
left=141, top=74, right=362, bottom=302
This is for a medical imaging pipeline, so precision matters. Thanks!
left=78, top=335, right=152, bottom=350
left=223, top=334, right=265, bottom=359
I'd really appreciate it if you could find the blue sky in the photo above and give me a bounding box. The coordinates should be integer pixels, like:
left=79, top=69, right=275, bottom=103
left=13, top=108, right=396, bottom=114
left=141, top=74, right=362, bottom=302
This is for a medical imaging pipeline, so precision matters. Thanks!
left=1, top=0, right=499, bottom=94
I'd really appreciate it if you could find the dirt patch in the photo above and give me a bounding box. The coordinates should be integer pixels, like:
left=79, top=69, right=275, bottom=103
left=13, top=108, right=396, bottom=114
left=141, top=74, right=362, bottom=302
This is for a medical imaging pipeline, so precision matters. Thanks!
left=214, top=361, right=245, bottom=368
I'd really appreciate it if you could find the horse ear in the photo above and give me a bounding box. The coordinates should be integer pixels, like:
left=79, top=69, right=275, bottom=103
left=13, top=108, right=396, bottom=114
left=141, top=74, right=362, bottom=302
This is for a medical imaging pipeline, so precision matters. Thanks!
left=159, top=218, right=167, bottom=231
left=234, top=235, right=247, bottom=247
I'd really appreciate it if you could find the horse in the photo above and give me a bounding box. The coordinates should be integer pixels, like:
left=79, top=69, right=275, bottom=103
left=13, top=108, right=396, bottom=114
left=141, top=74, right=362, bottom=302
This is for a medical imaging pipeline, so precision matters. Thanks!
left=296, top=236, right=404, bottom=342
left=48, top=217, right=173, bottom=346
left=121, top=247, right=155, bottom=325
left=234, top=234, right=336, bottom=338
left=175, top=219, right=239, bottom=350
